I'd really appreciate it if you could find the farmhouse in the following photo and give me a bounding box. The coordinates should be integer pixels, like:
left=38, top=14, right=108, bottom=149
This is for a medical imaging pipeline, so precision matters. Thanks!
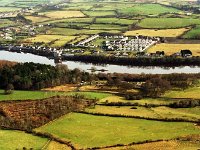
left=181, top=50, right=192, bottom=57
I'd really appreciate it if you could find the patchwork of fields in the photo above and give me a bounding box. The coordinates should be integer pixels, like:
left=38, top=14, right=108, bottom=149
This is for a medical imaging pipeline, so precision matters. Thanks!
left=0, top=0, right=200, bottom=149
left=0, top=129, right=48, bottom=150
left=24, top=35, right=77, bottom=47
left=0, top=85, right=200, bottom=149
left=35, top=113, right=200, bottom=149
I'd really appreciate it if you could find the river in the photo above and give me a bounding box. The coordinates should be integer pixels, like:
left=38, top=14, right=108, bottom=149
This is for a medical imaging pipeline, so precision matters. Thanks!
left=0, top=50, right=200, bottom=74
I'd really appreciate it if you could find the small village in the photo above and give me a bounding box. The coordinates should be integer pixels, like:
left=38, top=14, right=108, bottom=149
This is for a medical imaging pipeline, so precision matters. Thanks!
left=0, top=33, right=193, bottom=63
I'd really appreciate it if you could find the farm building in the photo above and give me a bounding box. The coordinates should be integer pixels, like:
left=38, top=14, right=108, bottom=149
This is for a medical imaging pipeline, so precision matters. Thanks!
left=181, top=50, right=192, bottom=57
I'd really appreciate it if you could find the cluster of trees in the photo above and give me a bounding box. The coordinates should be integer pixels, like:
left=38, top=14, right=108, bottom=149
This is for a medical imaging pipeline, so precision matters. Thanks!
left=172, top=3, right=200, bottom=14
left=0, top=62, right=93, bottom=90
left=169, top=99, right=200, bottom=108
left=1, top=61, right=199, bottom=99
left=141, top=77, right=171, bottom=98
left=62, top=55, right=200, bottom=67
left=98, top=72, right=199, bottom=98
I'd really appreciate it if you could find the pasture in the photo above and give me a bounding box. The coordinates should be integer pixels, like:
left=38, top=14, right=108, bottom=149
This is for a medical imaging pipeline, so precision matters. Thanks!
left=46, top=141, right=71, bottom=150
left=83, top=10, right=116, bottom=17
left=103, top=140, right=200, bottom=150
left=89, top=24, right=127, bottom=31
left=47, top=28, right=120, bottom=36
left=163, top=85, right=200, bottom=99
left=0, top=90, right=59, bottom=101
left=0, top=7, right=20, bottom=12
left=85, top=105, right=200, bottom=122
left=66, top=91, right=111, bottom=100
left=40, top=17, right=93, bottom=25
left=118, top=4, right=181, bottom=16
left=25, top=15, right=51, bottom=23
left=99, top=96, right=175, bottom=106
left=24, top=35, right=77, bottom=47
left=0, top=19, right=15, bottom=28
left=35, top=113, right=200, bottom=149
left=124, top=28, right=189, bottom=37
left=183, top=25, right=200, bottom=39
left=148, top=44, right=200, bottom=56
left=95, top=18, right=138, bottom=25
left=0, top=129, right=48, bottom=150
left=40, top=10, right=85, bottom=19
left=138, top=18, right=200, bottom=29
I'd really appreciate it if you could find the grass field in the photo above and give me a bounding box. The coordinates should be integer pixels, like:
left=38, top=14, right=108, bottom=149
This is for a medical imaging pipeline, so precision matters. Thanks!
left=47, top=28, right=120, bottom=36
left=0, top=129, right=48, bottom=150
left=35, top=113, right=200, bottom=149
left=83, top=10, right=116, bottom=17
left=25, top=15, right=51, bottom=23
left=163, top=85, right=200, bottom=99
left=0, top=88, right=111, bottom=101
left=103, top=140, right=200, bottom=150
left=148, top=43, right=200, bottom=56
left=46, top=141, right=71, bottom=150
left=183, top=25, right=200, bottom=39
left=67, top=91, right=111, bottom=100
left=63, top=2, right=93, bottom=10
left=0, top=19, right=15, bottom=28
left=99, top=96, right=175, bottom=105
left=0, top=90, right=59, bottom=101
left=85, top=105, right=200, bottom=122
left=40, top=17, right=93, bottom=25
left=124, top=28, right=189, bottom=37
left=0, top=7, right=20, bottom=12
left=95, top=18, right=138, bottom=25
left=138, top=18, right=200, bottom=29
left=118, top=4, right=181, bottom=16
left=89, top=24, right=127, bottom=31
left=40, top=10, right=85, bottom=19
left=24, top=35, right=77, bottom=47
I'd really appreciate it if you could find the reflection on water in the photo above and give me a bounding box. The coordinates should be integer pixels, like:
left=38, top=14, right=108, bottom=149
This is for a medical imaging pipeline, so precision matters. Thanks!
left=0, top=50, right=200, bottom=74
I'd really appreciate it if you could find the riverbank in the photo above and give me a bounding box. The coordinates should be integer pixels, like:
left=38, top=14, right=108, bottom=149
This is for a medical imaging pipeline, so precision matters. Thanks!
left=1, top=50, right=200, bottom=74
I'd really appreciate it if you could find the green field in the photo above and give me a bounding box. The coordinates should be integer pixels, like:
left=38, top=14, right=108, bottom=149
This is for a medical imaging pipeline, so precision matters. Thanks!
left=99, top=95, right=175, bottom=106
left=0, top=90, right=59, bottom=101
left=0, top=19, right=15, bottom=28
left=48, top=28, right=121, bottom=36
left=138, top=18, right=200, bottom=29
left=24, top=35, right=77, bottom=47
left=35, top=113, right=200, bottom=149
left=183, top=25, right=200, bottom=39
left=95, top=18, right=138, bottom=25
left=0, top=0, right=63, bottom=7
left=0, top=89, right=111, bottom=101
left=83, top=10, right=116, bottom=17
left=85, top=105, right=200, bottom=122
left=118, top=4, right=181, bottom=16
left=0, top=7, right=20, bottom=12
left=89, top=24, right=127, bottom=30
left=67, top=91, right=111, bottom=100
left=163, top=85, right=200, bottom=99
left=0, top=129, right=48, bottom=150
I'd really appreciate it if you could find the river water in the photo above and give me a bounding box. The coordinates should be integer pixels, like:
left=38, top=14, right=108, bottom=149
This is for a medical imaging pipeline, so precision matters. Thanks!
left=0, top=50, right=200, bottom=74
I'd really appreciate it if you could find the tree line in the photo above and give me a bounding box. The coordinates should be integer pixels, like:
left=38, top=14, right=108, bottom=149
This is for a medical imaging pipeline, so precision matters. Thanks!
left=0, top=62, right=199, bottom=99
left=62, top=55, right=200, bottom=67
left=0, top=62, right=92, bottom=90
